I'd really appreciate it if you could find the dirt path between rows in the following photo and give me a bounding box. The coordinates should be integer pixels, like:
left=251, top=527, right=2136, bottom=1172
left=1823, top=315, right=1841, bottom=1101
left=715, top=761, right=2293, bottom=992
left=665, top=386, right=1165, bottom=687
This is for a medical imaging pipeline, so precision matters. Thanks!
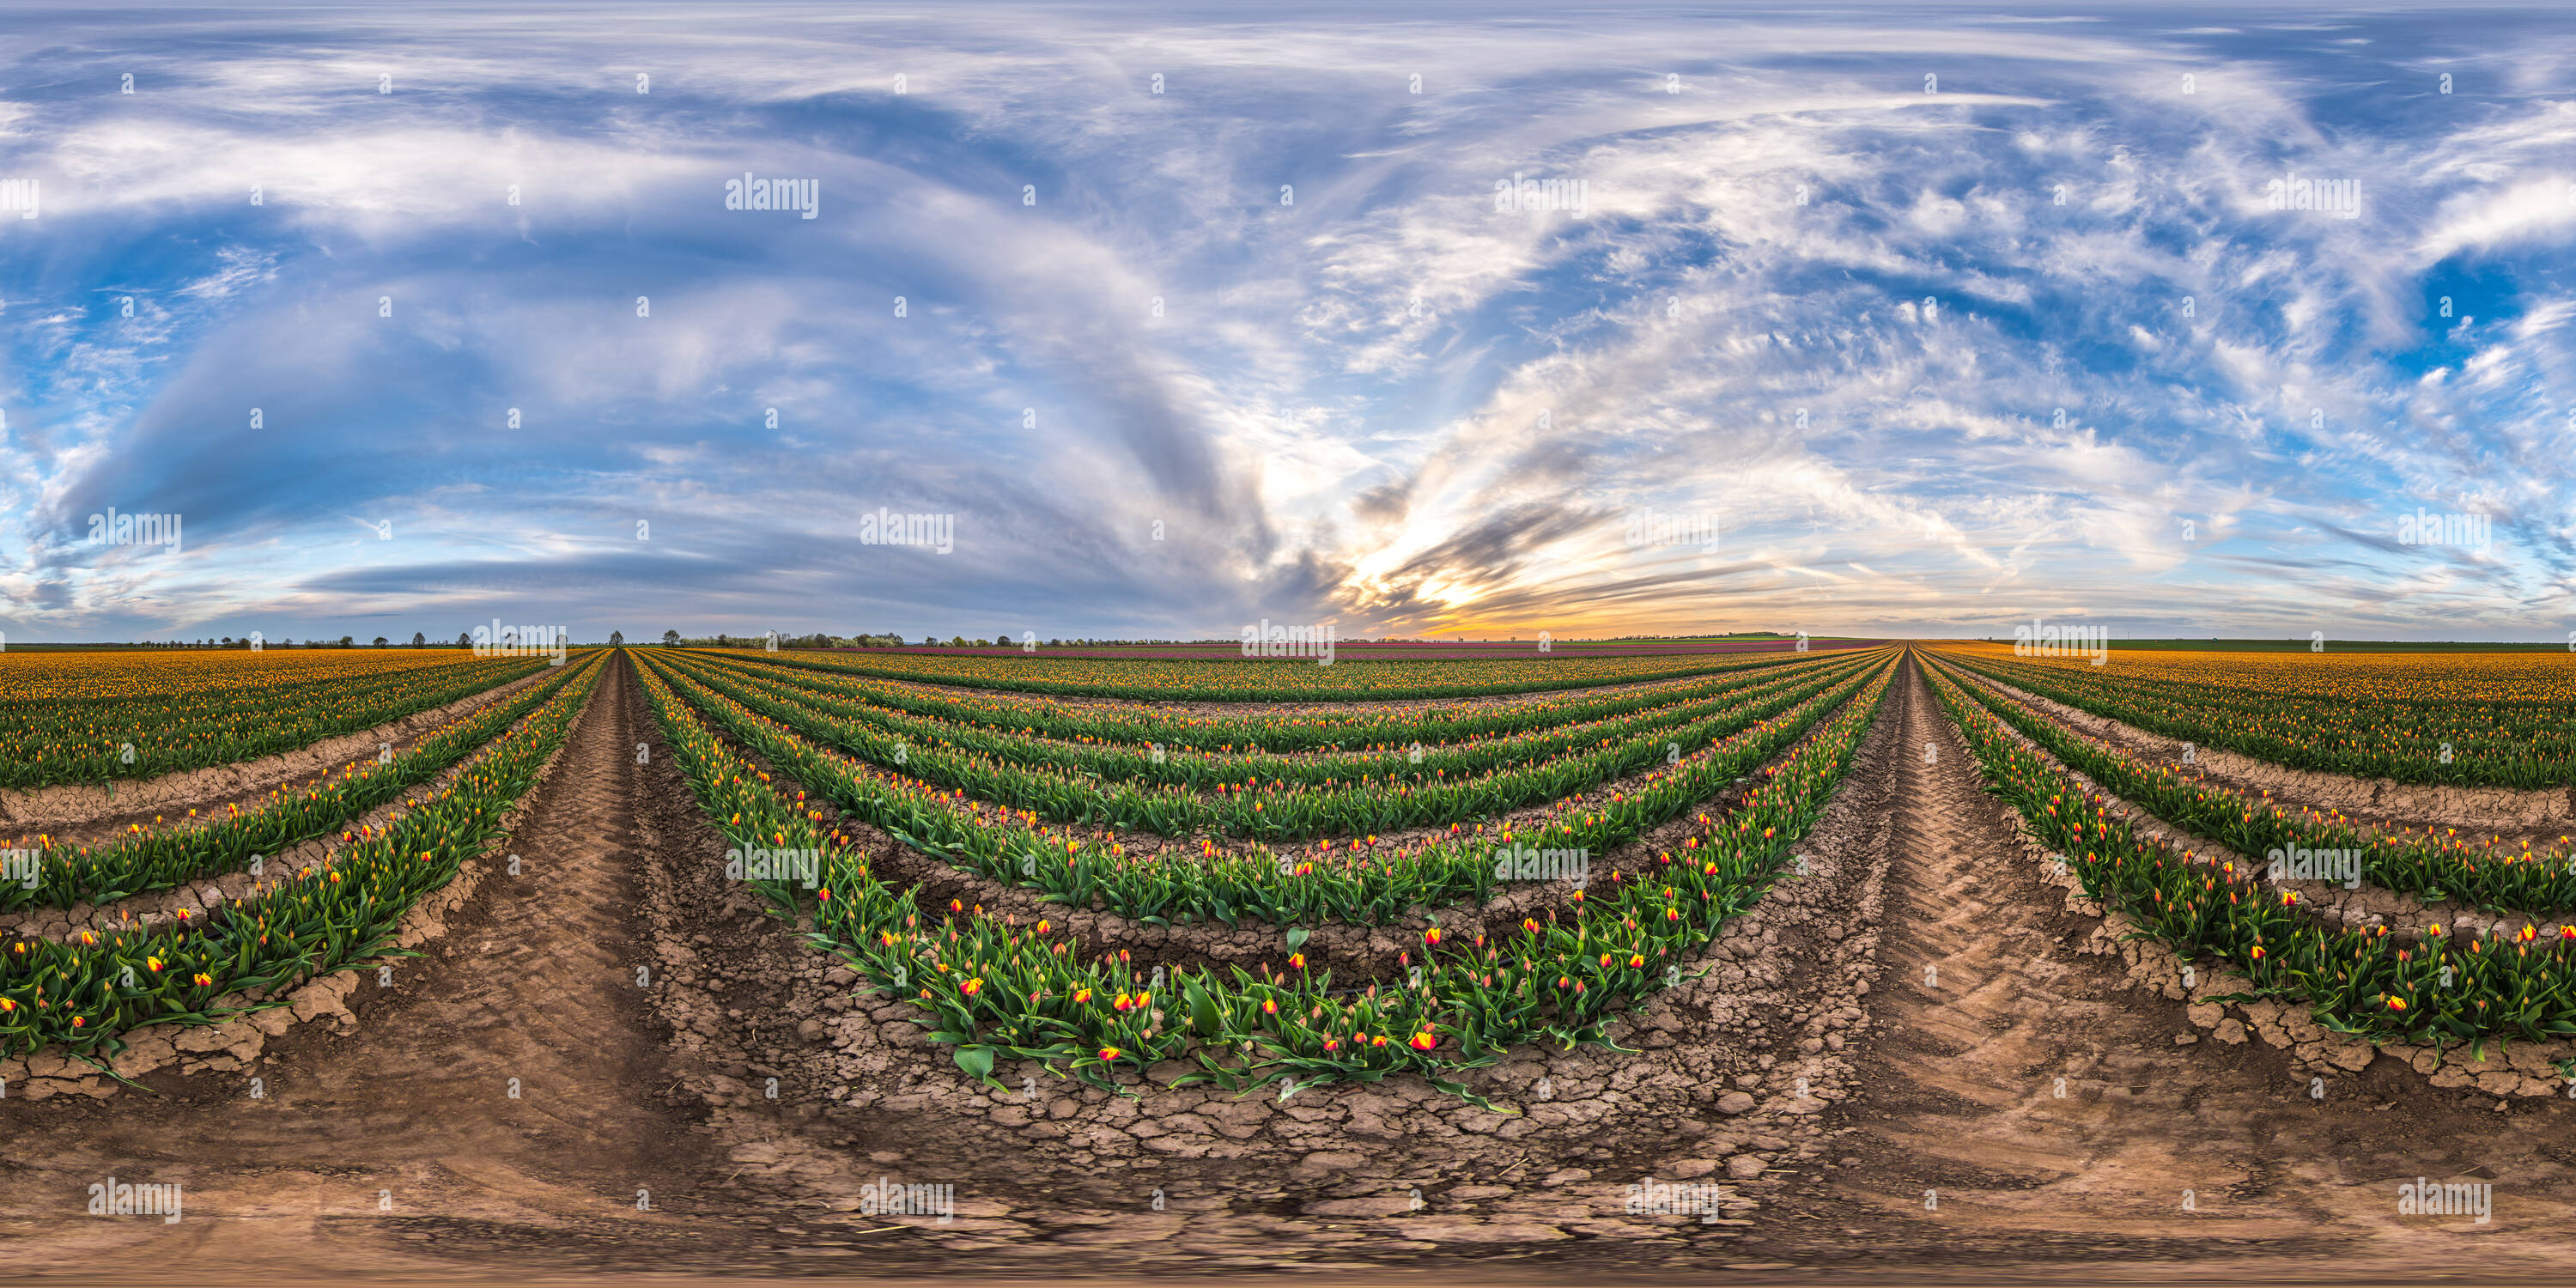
left=0, top=652, right=778, bottom=1278
left=1751, top=652, right=2576, bottom=1280
left=8, top=651, right=2576, bottom=1286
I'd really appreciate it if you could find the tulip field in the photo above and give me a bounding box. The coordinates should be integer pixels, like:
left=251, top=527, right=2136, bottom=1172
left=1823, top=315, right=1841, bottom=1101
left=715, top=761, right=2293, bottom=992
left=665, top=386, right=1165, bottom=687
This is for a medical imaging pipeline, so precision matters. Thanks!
left=635, top=643, right=1893, bottom=1088
left=6, top=639, right=2576, bottom=1278
left=609, top=636, right=2576, bottom=1091
left=8, top=636, right=2573, bottom=1086
left=0, top=651, right=604, bottom=1056
left=1922, top=652, right=2576, bottom=1046
left=1936, top=641, right=2576, bottom=788
left=765, top=641, right=1884, bottom=701
left=0, top=649, right=553, bottom=789
left=0, top=655, right=592, bottom=915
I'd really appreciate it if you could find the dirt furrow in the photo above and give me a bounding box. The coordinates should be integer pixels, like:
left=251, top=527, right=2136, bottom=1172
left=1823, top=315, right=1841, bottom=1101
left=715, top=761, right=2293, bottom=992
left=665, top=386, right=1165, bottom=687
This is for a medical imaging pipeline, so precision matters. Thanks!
left=1753, top=652, right=2576, bottom=1277
left=0, top=653, right=776, bottom=1278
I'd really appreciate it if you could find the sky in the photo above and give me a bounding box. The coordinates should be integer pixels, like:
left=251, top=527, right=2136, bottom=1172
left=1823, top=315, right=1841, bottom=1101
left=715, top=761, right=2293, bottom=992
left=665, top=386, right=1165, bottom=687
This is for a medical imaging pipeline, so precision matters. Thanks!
left=1, top=1, right=2573, bottom=645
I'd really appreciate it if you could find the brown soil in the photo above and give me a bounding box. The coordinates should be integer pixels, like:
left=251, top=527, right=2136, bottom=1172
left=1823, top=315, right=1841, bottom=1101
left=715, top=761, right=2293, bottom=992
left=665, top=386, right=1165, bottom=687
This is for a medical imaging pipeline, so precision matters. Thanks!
left=4, top=652, right=2572, bottom=1286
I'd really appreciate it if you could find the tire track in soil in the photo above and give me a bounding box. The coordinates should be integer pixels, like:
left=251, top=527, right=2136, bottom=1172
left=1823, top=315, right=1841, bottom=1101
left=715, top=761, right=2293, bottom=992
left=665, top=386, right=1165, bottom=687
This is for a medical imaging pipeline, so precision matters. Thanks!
left=0, top=652, right=776, bottom=1279
left=1761, top=652, right=2576, bottom=1279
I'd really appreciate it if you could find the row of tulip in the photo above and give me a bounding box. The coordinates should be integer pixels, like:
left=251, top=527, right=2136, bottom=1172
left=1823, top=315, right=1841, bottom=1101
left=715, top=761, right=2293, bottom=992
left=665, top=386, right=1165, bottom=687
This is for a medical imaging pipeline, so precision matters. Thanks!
left=4, top=659, right=591, bottom=914
left=0, top=650, right=551, bottom=788
left=666, top=645, right=1873, bottom=795
left=636, top=647, right=1883, bottom=926
left=0, top=652, right=605, bottom=1058
left=646, top=648, right=1876, bottom=842
left=1927, top=657, right=2576, bottom=1046
left=635, top=649, right=1894, bottom=1091
left=1929, top=656, right=2576, bottom=919
left=735, top=645, right=1821, bottom=702
left=1936, top=647, right=2576, bottom=790
left=719, top=647, right=1835, bottom=754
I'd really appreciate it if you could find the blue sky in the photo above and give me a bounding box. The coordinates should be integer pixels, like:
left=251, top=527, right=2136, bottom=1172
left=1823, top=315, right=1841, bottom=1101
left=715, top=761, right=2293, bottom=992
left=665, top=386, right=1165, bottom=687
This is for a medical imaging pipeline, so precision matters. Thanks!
left=1, top=1, right=2572, bottom=644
